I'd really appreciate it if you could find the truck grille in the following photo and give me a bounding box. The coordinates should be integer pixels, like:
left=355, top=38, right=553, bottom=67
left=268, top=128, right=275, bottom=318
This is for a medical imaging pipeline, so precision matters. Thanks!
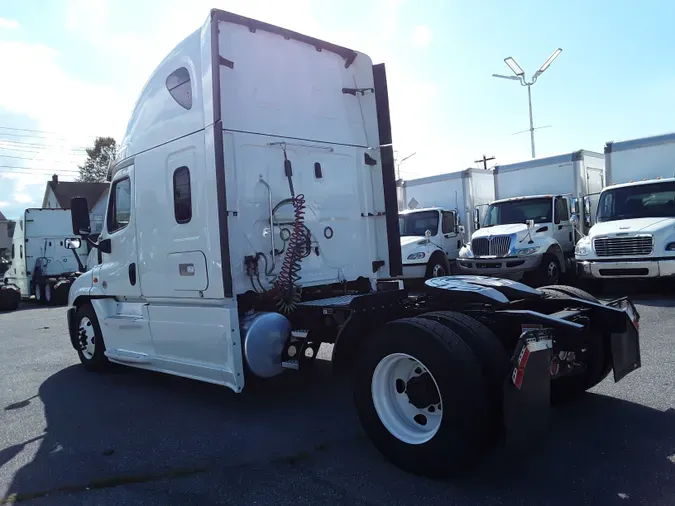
left=593, top=236, right=653, bottom=257
left=472, top=236, right=511, bottom=257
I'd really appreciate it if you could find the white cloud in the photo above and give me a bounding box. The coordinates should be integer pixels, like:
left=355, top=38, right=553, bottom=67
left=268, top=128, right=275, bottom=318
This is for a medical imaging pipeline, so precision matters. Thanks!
left=0, top=201, right=9, bottom=207
left=13, top=193, right=35, bottom=204
left=0, top=18, right=19, bottom=30
left=412, top=25, right=432, bottom=48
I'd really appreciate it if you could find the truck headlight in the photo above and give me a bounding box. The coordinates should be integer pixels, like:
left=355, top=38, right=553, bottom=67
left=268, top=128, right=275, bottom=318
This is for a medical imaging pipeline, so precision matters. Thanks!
left=515, top=246, right=540, bottom=256
left=407, top=252, right=425, bottom=260
left=666, top=242, right=675, bottom=251
left=459, top=245, right=473, bottom=258
left=575, top=236, right=592, bottom=256
left=575, top=244, right=590, bottom=256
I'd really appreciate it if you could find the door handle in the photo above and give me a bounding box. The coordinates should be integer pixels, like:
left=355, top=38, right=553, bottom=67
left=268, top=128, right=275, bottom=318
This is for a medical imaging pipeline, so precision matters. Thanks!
left=129, top=263, right=137, bottom=286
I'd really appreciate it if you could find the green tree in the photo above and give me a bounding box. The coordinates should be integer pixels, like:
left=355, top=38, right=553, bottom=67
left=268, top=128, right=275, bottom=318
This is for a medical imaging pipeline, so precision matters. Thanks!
left=77, top=136, right=117, bottom=182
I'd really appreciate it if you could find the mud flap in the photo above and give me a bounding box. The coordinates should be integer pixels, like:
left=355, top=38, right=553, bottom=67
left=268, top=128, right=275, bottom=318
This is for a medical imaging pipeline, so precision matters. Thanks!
left=66, top=307, right=79, bottom=351
left=503, top=328, right=553, bottom=448
left=606, top=297, right=641, bottom=382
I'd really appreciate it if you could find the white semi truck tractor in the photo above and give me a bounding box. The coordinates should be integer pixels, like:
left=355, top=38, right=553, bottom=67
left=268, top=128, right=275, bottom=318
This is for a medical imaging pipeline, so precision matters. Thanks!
left=63, top=9, right=642, bottom=478
left=576, top=132, right=675, bottom=284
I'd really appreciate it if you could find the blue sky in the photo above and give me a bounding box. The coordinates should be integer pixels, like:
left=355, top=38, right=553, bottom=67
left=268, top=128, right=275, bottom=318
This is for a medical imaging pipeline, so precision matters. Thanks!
left=1, top=0, right=674, bottom=219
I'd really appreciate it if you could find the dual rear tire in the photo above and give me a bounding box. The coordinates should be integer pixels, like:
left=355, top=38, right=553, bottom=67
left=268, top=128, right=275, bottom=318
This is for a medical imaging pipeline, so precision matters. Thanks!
left=353, top=313, right=509, bottom=479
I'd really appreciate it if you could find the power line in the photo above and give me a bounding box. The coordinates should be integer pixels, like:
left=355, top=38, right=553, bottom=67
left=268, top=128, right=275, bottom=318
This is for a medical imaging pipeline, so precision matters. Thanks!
left=0, top=165, right=79, bottom=173
left=0, top=154, right=82, bottom=164
left=0, top=139, right=88, bottom=150
left=0, top=145, right=84, bottom=156
left=0, top=125, right=98, bottom=139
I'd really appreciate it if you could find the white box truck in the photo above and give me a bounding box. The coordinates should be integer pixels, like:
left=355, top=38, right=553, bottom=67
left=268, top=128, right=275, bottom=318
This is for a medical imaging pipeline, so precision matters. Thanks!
left=1, top=208, right=90, bottom=307
left=395, top=169, right=495, bottom=279
left=62, top=9, right=641, bottom=478
left=576, top=132, right=675, bottom=281
left=457, top=150, right=604, bottom=286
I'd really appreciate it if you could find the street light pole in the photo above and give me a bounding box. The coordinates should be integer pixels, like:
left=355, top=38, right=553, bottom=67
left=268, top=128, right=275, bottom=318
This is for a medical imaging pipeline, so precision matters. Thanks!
left=493, top=48, right=562, bottom=159
left=527, top=84, right=535, bottom=158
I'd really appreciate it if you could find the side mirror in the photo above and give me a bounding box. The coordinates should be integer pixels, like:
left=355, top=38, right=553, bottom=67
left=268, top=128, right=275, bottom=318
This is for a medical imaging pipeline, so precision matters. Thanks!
left=65, top=238, right=82, bottom=250
left=570, top=214, right=580, bottom=227
left=458, top=225, right=465, bottom=234
left=424, top=229, right=432, bottom=242
left=526, top=219, right=535, bottom=230
left=70, top=197, right=91, bottom=236
left=473, top=208, right=481, bottom=230
left=571, top=198, right=580, bottom=215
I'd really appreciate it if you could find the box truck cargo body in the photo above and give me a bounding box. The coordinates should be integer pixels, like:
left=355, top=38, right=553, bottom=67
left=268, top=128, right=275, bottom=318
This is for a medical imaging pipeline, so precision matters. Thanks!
left=458, top=150, right=604, bottom=285
left=577, top=132, right=675, bottom=280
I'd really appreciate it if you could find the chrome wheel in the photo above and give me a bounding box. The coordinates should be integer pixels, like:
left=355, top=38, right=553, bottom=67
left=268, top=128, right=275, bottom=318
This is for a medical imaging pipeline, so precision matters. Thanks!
left=45, top=284, right=52, bottom=303
left=431, top=263, right=446, bottom=277
left=34, top=283, right=42, bottom=302
left=371, top=353, right=443, bottom=445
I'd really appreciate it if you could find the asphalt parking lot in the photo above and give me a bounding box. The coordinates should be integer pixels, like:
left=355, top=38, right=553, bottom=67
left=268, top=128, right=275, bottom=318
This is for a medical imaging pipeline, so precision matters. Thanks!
left=0, top=289, right=674, bottom=505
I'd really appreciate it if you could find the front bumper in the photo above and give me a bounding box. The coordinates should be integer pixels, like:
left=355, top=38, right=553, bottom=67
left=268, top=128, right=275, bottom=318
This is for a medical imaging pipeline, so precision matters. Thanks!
left=577, top=258, right=675, bottom=279
left=456, top=254, right=543, bottom=278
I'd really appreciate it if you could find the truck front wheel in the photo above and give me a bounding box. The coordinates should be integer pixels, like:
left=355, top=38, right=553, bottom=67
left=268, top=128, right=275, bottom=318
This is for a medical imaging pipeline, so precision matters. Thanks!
left=425, top=253, right=450, bottom=279
left=527, top=254, right=560, bottom=287
left=353, top=317, right=492, bottom=478
left=74, top=303, right=110, bottom=372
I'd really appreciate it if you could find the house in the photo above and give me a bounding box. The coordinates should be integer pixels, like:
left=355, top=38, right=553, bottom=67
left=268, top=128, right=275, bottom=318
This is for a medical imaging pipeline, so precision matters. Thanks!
left=0, top=211, right=10, bottom=258
left=42, top=175, right=109, bottom=234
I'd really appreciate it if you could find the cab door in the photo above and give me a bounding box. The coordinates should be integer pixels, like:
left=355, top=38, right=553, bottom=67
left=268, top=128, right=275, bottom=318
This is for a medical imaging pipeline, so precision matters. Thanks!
left=441, top=210, right=461, bottom=260
left=554, top=197, right=574, bottom=253
left=96, top=166, right=142, bottom=299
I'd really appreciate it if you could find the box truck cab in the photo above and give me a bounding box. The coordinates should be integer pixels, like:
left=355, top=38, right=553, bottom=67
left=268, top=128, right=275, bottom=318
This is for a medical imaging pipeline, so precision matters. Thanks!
left=457, top=150, right=603, bottom=285
left=398, top=207, right=462, bottom=278
left=397, top=168, right=495, bottom=279
left=458, top=194, right=578, bottom=285
left=576, top=133, right=675, bottom=280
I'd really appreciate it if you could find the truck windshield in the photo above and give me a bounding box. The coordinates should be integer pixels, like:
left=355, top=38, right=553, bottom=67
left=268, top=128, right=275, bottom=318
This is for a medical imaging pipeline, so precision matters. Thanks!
left=597, top=181, right=675, bottom=222
left=483, top=198, right=552, bottom=227
left=398, top=210, right=439, bottom=237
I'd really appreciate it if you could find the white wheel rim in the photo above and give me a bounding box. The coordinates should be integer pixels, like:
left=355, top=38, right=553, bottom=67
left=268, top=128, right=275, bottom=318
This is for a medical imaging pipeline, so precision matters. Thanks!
left=35, top=284, right=41, bottom=300
left=371, top=353, right=443, bottom=445
left=432, top=264, right=446, bottom=277
left=45, top=284, right=52, bottom=301
left=79, top=317, right=96, bottom=359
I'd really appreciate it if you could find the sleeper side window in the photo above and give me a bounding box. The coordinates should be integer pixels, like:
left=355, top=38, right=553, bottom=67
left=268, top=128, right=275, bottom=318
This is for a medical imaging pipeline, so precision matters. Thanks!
left=108, top=178, right=132, bottom=233
left=173, top=166, right=192, bottom=224
left=166, top=67, right=192, bottom=110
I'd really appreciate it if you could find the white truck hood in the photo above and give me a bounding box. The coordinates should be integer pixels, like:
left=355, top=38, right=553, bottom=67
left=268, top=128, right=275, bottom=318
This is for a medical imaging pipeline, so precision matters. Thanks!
left=400, top=235, right=425, bottom=247
left=589, top=217, right=675, bottom=237
left=473, top=223, right=528, bottom=239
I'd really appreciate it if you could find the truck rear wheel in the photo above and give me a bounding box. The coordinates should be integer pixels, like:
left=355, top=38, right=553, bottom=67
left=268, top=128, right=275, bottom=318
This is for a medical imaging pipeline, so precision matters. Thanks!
left=353, top=317, right=492, bottom=478
left=74, top=303, right=110, bottom=372
left=539, top=285, right=612, bottom=402
left=44, top=283, right=55, bottom=306
left=34, top=282, right=46, bottom=305
left=417, top=311, right=509, bottom=413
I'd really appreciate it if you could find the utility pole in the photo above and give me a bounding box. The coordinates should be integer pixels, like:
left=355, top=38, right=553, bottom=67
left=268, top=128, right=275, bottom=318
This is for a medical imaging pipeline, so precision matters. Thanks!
left=474, top=155, right=495, bottom=171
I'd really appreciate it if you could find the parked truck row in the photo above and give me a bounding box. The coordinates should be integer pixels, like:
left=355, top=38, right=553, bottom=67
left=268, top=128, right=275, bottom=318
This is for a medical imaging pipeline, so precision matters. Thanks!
left=53, top=8, right=641, bottom=480
left=399, top=136, right=675, bottom=289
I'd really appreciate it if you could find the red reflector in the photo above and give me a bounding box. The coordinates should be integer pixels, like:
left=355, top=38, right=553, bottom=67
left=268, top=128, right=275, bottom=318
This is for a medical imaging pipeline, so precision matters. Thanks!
left=518, top=348, right=531, bottom=369
left=513, top=369, right=525, bottom=390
